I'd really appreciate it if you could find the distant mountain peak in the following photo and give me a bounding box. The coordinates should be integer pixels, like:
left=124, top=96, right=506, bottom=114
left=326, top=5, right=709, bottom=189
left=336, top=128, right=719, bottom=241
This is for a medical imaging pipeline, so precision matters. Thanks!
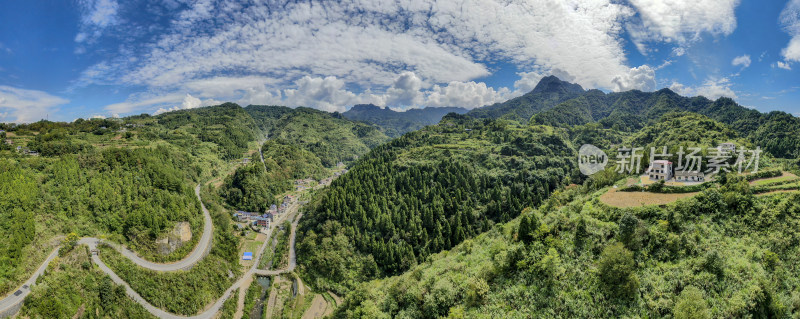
left=351, top=104, right=385, bottom=111
left=531, top=75, right=585, bottom=95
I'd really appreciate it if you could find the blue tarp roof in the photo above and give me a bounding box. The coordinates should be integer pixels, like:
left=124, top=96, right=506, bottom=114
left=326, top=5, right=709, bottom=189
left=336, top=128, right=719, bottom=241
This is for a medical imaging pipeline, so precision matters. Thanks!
left=242, top=252, right=253, bottom=260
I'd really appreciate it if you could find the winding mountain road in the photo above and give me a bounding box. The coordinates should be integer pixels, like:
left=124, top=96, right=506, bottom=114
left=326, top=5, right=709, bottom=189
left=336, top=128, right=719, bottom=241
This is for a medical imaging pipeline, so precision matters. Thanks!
left=0, top=183, right=214, bottom=318
left=0, top=180, right=308, bottom=319
left=80, top=184, right=214, bottom=272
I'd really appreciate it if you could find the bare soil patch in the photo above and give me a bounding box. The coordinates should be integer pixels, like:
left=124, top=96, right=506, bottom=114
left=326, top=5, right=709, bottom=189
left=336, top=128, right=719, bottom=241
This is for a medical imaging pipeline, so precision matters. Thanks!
left=600, top=188, right=698, bottom=208
left=301, top=295, right=328, bottom=319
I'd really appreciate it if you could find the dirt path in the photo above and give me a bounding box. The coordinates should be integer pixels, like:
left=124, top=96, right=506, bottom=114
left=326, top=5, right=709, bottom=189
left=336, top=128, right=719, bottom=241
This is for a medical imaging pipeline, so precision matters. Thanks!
left=600, top=188, right=699, bottom=208
left=328, top=291, right=343, bottom=306
left=265, top=276, right=288, bottom=319
left=301, top=295, right=328, bottom=319
left=232, top=279, right=250, bottom=319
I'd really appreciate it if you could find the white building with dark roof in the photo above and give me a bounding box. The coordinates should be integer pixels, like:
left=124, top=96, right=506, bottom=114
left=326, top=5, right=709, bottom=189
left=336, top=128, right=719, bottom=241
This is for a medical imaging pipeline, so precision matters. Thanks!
left=647, top=160, right=673, bottom=181
left=675, top=170, right=705, bottom=183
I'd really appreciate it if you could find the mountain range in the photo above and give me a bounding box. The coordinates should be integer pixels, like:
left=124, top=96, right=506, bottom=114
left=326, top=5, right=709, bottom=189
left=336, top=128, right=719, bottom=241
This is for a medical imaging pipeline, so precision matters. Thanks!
left=342, top=104, right=468, bottom=137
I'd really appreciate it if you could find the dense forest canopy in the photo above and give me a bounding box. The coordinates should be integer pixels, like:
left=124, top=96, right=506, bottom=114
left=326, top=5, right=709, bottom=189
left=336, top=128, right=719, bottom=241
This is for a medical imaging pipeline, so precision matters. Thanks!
left=297, top=115, right=576, bottom=293
left=1, top=76, right=800, bottom=318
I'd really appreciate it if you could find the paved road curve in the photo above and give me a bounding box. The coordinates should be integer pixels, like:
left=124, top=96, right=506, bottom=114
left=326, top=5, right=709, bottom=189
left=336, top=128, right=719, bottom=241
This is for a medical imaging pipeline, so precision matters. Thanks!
left=0, top=249, right=60, bottom=317
left=80, top=184, right=214, bottom=272
left=1, top=178, right=310, bottom=318
left=0, top=183, right=213, bottom=317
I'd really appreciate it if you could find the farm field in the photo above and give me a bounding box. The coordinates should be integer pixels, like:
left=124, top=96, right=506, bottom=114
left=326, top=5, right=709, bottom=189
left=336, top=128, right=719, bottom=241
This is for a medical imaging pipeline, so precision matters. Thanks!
left=750, top=171, right=799, bottom=186
left=599, top=187, right=699, bottom=208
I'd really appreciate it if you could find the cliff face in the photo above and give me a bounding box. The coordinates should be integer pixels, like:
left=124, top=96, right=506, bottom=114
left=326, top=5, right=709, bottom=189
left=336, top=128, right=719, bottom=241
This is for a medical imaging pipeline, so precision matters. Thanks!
left=156, top=222, right=192, bottom=256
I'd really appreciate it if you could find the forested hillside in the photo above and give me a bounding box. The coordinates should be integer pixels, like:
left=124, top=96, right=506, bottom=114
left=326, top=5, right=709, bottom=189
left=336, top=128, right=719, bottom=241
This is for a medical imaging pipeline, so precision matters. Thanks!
left=342, top=104, right=469, bottom=137
left=220, top=105, right=389, bottom=212
left=335, top=172, right=800, bottom=318
left=246, top=105, right=389, bottom=166
left=523, top=85, right=800, bottom=158
left=466, top=75, right=586, bottom=123
left=297, top=114, right=576, bottom=293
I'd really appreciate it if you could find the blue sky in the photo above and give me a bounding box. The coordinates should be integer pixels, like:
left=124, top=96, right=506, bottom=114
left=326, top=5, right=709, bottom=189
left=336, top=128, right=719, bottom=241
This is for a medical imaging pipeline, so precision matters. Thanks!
left=0, top=0, right=799, bottom=123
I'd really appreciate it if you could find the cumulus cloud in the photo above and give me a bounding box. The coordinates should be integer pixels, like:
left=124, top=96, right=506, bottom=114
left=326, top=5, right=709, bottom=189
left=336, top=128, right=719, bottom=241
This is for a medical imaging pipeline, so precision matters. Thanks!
left=781, top=0, right=800, bottom=62
left=153, top=94, right=210, bottom=115
left=283, top=76, right=360, bottom=112
left=670, top=77, right=737, bottom=100
left=512, top=71, right=546, bottom=95
left=732, top=55, right=751, bottom=68
left=78, top=0, right=646, bottom=109
left=0, top=86, right=69, bottom=123
left=776, top=61, right=793, bottom=70
left=612, top=65, right=657, bottom=92
left=425, top=81, right=511, bottom=109
left=627, top=0, right=740, bottom=43
left=383, top=72, right=425, bottom=108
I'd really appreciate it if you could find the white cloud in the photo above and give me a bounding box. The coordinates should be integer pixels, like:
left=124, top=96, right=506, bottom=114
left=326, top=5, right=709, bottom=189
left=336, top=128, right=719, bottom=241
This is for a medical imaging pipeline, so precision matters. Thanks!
left=383, top=72, right=425, bottom=108
left=105, top=94, right=184, bottom=114
left=612, top=65, right=657, bottom=92
left=74, top=0, right=119, bottom=54
left=425, top=81, right=511, bottom=109
left=283, top=76, right=360, bottom=112
left=776, top=61, right=793, bottom=70
left=512, top=71, right=546, bottom=95
left=0, top=86, right=69, bottom=123
left=731, top=55, right=751, bottom=68
left=627, top=0, right=740, bottom=44
left=670, top=77, right=737, bottom=100
left=781, top=0, right=800, bottom=62
left=77, top=0, right=649, bottom=111
left=782, top=37, right=800, bottom=62
left=81, top=0, right=119, bottom=28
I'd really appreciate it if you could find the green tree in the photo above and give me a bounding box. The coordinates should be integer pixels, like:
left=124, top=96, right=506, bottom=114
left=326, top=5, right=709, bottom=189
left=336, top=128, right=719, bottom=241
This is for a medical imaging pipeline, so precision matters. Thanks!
left=618, top=212, right=639, bottom=250
left=518, top=215, right=532, bottom=244
left=575, top=217, right=588, bottom=252
left=598, top=243, right=638, bottom=300
left=673, top=286, right=710, bottom=319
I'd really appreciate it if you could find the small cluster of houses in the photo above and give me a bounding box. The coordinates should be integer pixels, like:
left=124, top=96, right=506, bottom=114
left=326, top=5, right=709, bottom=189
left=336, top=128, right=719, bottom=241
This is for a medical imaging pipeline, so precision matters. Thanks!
left=15, top=146, right=39, bottom=156
left=646, top=143, right=738, bottom=183
left=234, top=211, right=273, bottom=229
left=295, top=178, right=316, bottom=191
left=647, top=160, right=706, bottom=183
left=320, top=169, right=348, bottom=186
left=233, top=195, right=296, bottom=231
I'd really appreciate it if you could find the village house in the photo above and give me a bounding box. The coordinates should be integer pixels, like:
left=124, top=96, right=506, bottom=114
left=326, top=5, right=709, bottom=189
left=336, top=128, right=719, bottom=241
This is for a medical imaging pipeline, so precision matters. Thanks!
left=647, top=160, right=673, bottom=181
left=674, top=170, right=705, bottom=183
left=252, top=217, right=270, bottom=228
left=234, top=211, right=260, bottom=222
left=719, top=142, right=737, bottom=154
